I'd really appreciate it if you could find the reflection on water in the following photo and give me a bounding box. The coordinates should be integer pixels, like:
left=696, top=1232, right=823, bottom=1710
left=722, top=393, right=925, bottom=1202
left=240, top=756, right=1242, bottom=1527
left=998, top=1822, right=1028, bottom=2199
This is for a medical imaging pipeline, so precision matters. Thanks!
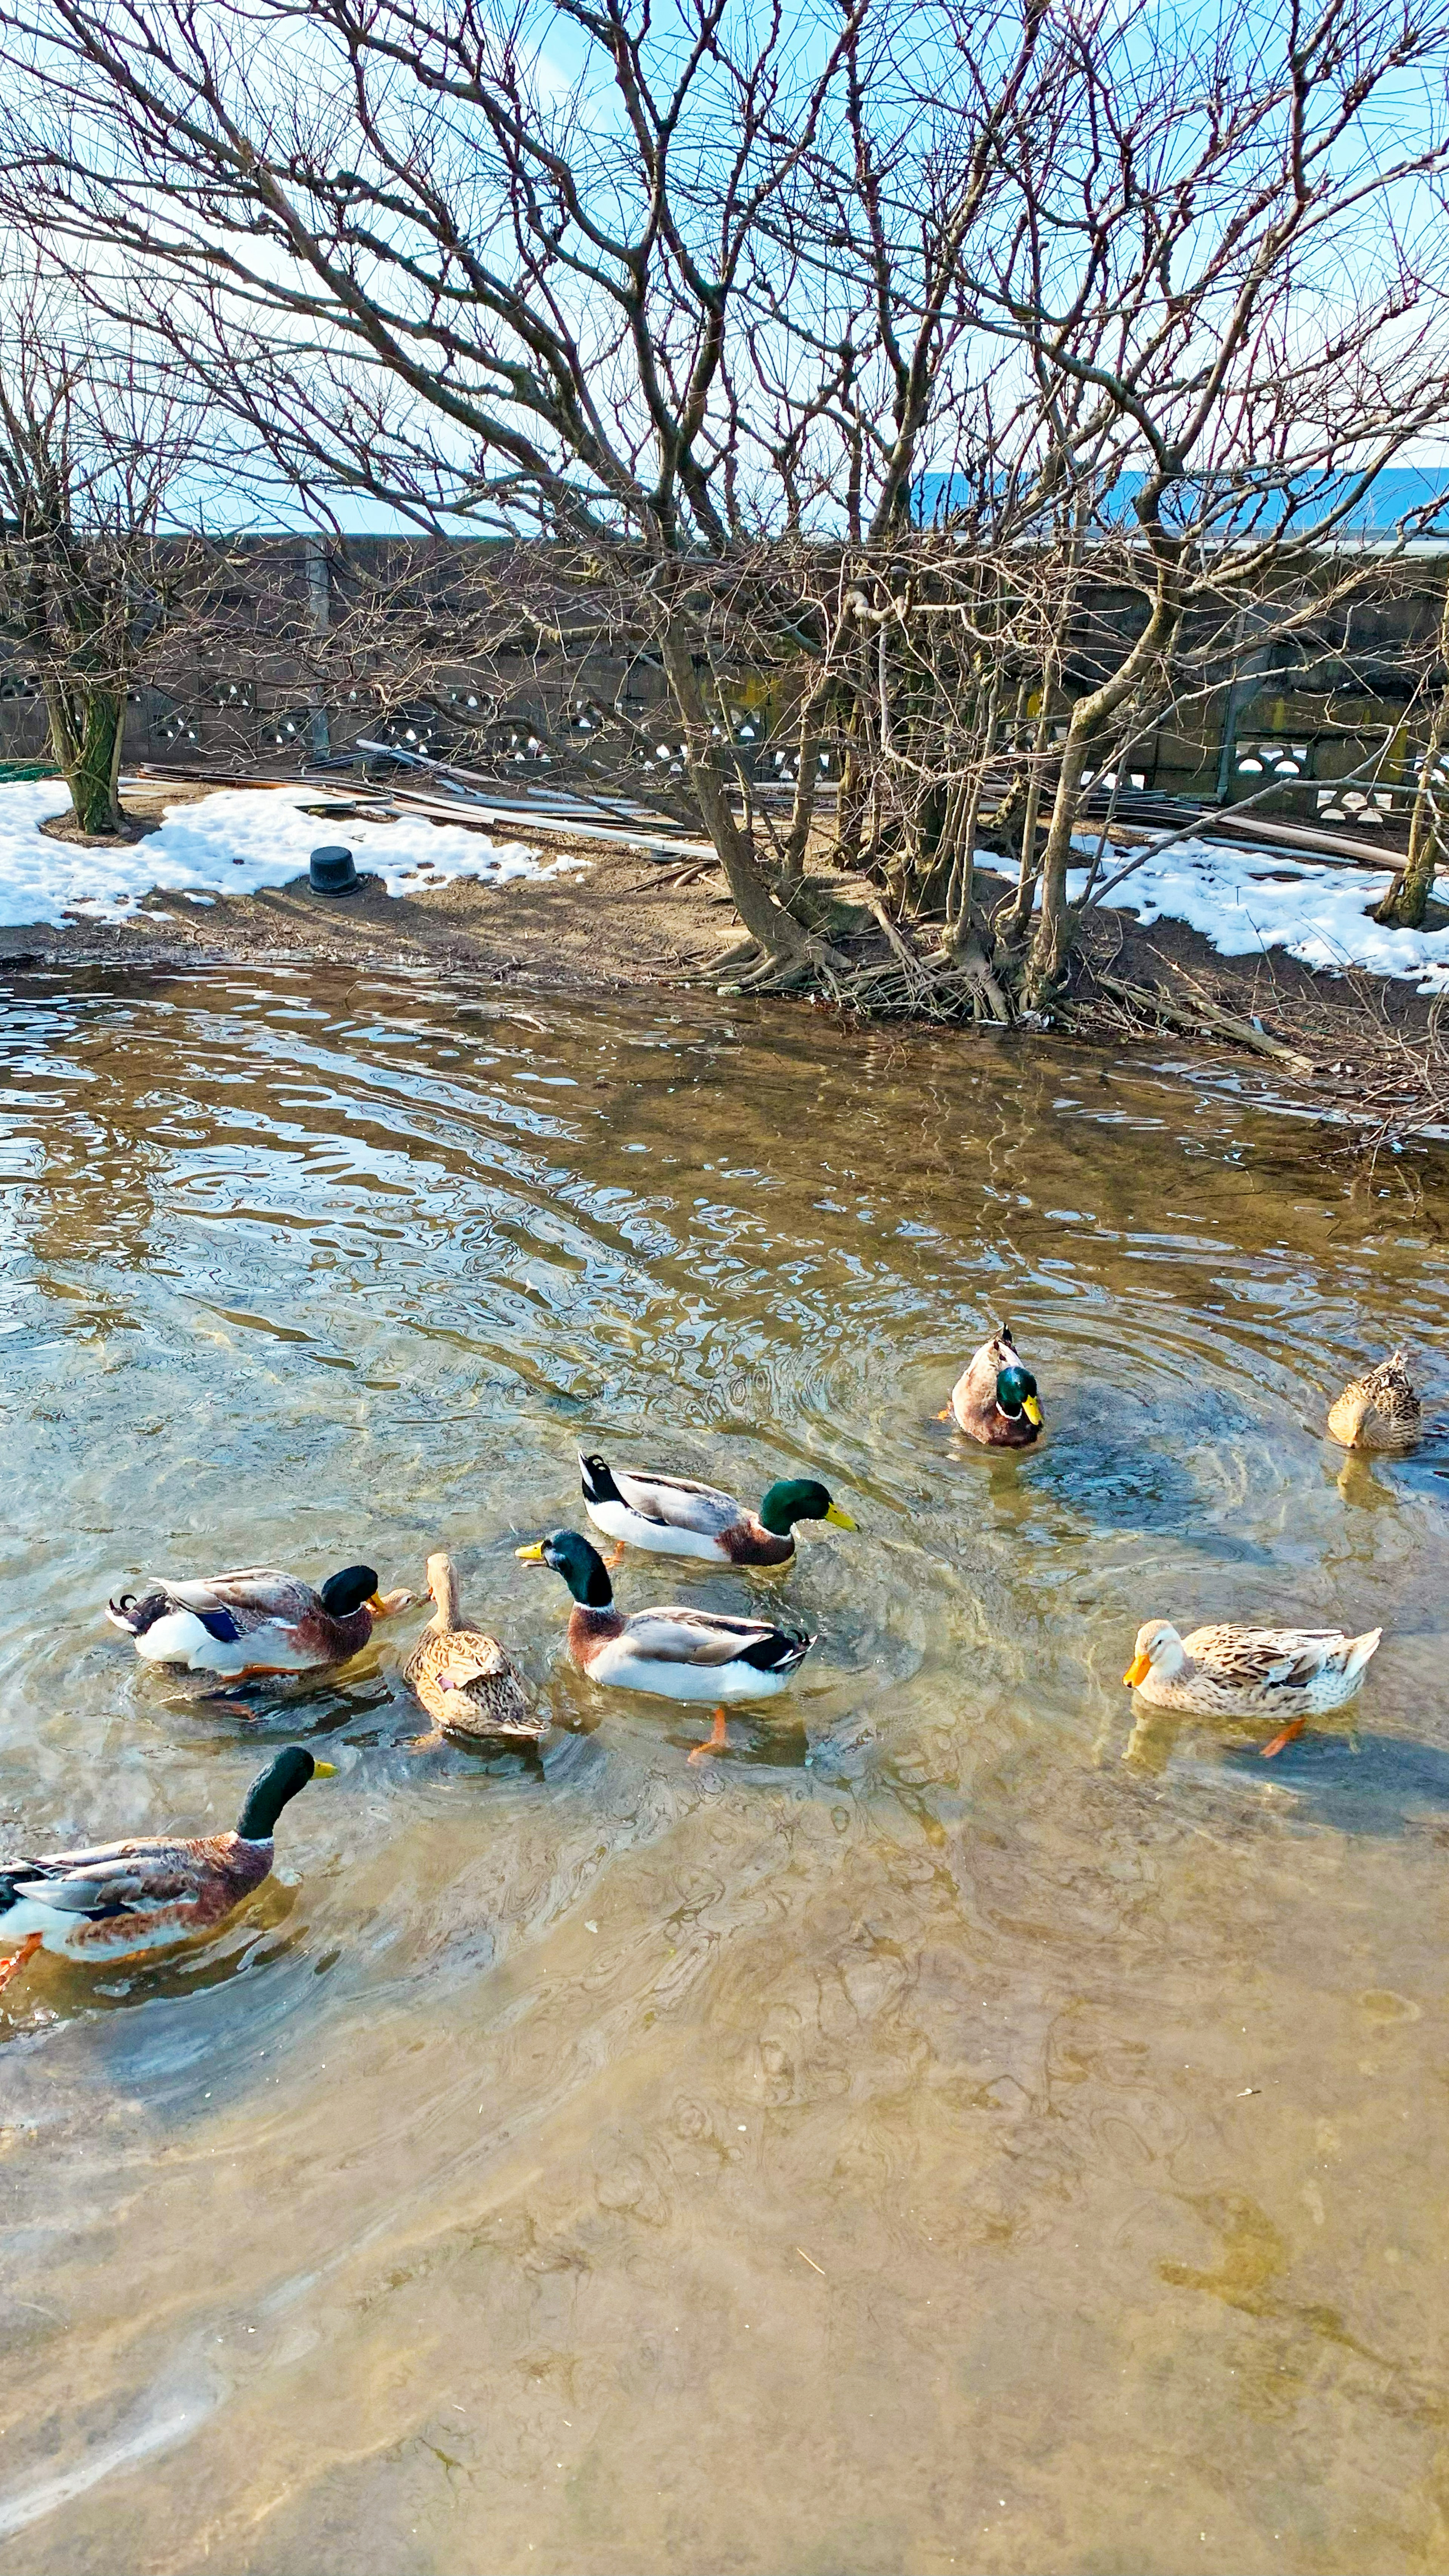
left=2, top=968, right=1448, bottom=2574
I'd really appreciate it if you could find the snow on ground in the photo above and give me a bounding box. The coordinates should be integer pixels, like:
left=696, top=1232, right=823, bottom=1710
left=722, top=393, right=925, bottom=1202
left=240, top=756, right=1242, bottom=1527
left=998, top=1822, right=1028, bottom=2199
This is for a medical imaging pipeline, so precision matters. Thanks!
left=1066, top=833, right=1449, bottom=994
left=3, top=778, right=1444, bottom=995
left=0, top=779, right=583, bottom=928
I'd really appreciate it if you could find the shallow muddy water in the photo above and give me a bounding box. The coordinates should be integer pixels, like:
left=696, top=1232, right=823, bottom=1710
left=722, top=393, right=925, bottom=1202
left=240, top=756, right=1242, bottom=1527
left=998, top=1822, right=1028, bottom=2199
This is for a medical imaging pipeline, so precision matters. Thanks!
left=2, top=968, right=1449, bottom=2576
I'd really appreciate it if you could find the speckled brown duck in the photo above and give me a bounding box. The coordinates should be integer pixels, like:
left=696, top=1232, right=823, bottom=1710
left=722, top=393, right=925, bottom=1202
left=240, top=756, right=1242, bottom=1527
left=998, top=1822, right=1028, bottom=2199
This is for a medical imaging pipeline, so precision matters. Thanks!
left=403, top=1552, right=541, bottom=1746
left=1327, top=1350, right=1420, bottom=1451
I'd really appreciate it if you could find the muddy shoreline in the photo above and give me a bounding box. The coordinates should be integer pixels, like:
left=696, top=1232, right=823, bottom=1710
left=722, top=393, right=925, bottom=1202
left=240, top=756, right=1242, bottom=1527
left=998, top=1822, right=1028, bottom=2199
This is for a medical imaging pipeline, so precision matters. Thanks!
left=3, top=780, right=1444, bottom=1145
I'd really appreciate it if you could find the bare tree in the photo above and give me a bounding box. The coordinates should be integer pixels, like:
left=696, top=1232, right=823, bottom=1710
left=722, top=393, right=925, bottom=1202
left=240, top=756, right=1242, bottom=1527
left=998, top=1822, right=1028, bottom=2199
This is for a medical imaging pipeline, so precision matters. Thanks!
left=0, top=0, right=884, bottom=954
left=3, top=0, right=1447, bottom=1011
left=948, top=0, right=1449, bottom=998
left=0, top=265, right=208, bottom=831
left=755, top=0, right=1449, bottom=1003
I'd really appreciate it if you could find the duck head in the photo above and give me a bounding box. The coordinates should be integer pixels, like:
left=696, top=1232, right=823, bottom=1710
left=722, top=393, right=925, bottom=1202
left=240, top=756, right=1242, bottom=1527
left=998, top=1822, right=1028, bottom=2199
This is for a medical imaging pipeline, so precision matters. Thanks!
left=758, top=1478, right=858, bottom=1536
left=319, top=1563, right=385, bottom=1616
left=235, top=1745, right=335, bottom=1841
left=995, top=1361, right=1043, bottom=1429
left=1123, top=1620, right=1186, bottom=1688
left=516, top=1529, right=615, bottom=1605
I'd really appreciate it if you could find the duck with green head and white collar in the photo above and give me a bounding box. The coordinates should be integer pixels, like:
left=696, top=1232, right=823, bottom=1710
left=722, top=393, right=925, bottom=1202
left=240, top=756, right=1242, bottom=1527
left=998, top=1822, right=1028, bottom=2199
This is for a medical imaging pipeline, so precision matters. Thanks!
left=940, top=1325, right=1043, bottom=1447
left=577, top=1450, right=856, bottom=1569
left=516, top=1527, right=814, bottom=1761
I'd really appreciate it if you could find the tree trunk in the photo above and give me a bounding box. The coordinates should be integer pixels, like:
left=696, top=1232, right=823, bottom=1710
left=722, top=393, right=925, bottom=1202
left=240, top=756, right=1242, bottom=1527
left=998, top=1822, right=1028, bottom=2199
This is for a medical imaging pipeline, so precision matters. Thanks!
left=1374, top=753, right=1446, bottom=929
left=1023, top=718, right=1094, bottom=997
left=776, top=678, right=831, bottom=889
left=835, top=720, right=864, bottom=874
left=1026, top=580, right=1181, bottom=1001
left=1006, top=680, right=1058, bottom=940
left=1374, top=592, right=1449, bottom=929
left=657, top=626, right=805, bottom=960
left=45, top=682, right=126, bottom=834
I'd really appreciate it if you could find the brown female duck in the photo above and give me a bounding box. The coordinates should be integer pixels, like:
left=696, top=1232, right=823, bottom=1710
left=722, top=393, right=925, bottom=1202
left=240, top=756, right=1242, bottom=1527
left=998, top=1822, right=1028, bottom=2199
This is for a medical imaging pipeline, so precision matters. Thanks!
left=1327, top=1350, right=1420, bottom=1450
left=404, top=1552, right=541, bottom=1746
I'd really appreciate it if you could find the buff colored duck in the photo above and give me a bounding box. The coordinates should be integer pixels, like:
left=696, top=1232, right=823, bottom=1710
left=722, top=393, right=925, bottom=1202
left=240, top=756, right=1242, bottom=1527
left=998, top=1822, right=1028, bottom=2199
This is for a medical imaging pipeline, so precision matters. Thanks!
left=107, top=1564, right=412, bottom=1676
left=404, top=1552, right=542, bottom=1746
left=1124, top=1618, right=1382, bottom=1757
left=941, top=1325, right=1043, bottom=1447
left=0, top=1747, right=333, bottom=1994
left=1327, top=1350, right=1420, bottom=1451
left=578, top=1452, right=856, bottom=1569
left=516, top=1528, right=812, bottom=1760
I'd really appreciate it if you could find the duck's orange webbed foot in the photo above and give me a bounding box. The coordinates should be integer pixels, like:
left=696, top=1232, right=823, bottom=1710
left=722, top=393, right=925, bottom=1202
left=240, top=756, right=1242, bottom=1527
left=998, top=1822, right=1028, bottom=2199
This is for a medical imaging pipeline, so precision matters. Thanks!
left=604, top=1543, right=627, bottom=1571
left=0, top=1932, right=43, bottom=1993
left=1259, top=1714, right=1308, bottom=1759
left=688, top=1708, right=730, bottom=1765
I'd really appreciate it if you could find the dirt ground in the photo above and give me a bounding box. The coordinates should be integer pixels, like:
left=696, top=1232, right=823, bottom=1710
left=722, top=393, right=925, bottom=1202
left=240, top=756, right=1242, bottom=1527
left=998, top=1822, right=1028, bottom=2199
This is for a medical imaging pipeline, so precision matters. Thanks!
left=3, top=778, right=1444, bottom=1142
left=3, top=779, right=732, bottom=990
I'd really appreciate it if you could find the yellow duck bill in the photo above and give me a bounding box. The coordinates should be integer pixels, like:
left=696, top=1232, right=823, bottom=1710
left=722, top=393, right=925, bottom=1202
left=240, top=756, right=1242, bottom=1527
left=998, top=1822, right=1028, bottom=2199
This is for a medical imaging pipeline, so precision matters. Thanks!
left=1123, top=1653, right=1151, bottom=1687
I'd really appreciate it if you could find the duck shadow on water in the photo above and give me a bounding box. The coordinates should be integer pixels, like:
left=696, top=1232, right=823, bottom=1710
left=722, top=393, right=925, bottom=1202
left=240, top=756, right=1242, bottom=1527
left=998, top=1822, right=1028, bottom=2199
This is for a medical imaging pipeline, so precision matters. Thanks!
left=1217, top=1730, right=1449, bottom=1835
left=995, top=1402, right=1276, bottom=1564
left=148, top=1669, right=398, bottom=1749
left=1164, top=1727, right=1449, bottom=1837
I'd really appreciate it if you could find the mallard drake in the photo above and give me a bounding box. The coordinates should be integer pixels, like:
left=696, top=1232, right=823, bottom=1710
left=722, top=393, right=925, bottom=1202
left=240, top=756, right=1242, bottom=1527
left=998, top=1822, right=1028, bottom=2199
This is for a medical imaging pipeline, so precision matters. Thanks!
left=516, top=1529, right=812, bottom=1760
left=578, top=1452, right=856, bottom=1569
left=941, top=1325, right=1043, bottom=1447
left=0, top=1746, right=333, bottom=1994
left=1124, top=1618, right=1382, bottom=1757
left=106, top=1564, right=412, bottom=1676
left=1327, top=1349, right=1420, bottom=1450
left=404, top=1551, right=543, bottom=1746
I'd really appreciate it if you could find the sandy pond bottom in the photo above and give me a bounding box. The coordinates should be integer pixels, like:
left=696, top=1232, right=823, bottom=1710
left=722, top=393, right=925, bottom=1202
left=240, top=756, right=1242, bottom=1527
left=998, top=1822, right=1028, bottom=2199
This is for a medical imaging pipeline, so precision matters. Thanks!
left=1, top=970, right=1448, bottom=2576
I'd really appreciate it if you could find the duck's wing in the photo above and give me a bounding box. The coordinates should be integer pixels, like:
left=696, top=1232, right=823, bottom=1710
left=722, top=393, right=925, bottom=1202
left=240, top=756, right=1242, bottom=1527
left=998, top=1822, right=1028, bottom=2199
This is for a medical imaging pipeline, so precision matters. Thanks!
left=107, top=1570, right=318, bottom=1645
left=165, top=1570, right=319, bottom=1629
left=1, top=1835, right=205, bottom=1916
left=1367, top=1352, right=1421, bottom=1423
left=621, top=1605, right=808, bottom=1669
left=607, top=1471, right=746, bottom=1539
left=432, top=1630, right=519, bottom=1691
left=952, top=1338, right=1008, bottom=1407
left=1187, top=1626, right=1363, bottom=1688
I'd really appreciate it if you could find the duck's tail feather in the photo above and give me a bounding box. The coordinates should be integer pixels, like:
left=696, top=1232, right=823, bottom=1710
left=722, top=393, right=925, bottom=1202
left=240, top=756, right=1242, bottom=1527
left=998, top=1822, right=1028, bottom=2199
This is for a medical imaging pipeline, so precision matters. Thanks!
left=105, top=1589, right=172, bottom=1638
left=579, top=1452, right=622, bottom=1506
left=740, top=1627, right=812, bottom=1675
left=1346, top=1626, right=1383, bottom=1680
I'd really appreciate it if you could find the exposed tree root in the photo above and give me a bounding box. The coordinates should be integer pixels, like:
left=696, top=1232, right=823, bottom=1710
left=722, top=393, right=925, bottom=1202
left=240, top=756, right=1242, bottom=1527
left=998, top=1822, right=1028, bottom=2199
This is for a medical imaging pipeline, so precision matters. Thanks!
left=678, top=935, right=760, bottom=983
left=1091, top=969, right=1316, bottom=1073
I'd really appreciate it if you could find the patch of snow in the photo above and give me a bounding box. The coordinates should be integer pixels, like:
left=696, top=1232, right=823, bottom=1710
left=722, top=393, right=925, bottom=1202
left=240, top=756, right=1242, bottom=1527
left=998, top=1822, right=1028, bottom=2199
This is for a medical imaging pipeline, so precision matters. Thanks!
left=0, top=779, right=584, bottom=929
left=1067, top=834, right=1449, bottom=994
